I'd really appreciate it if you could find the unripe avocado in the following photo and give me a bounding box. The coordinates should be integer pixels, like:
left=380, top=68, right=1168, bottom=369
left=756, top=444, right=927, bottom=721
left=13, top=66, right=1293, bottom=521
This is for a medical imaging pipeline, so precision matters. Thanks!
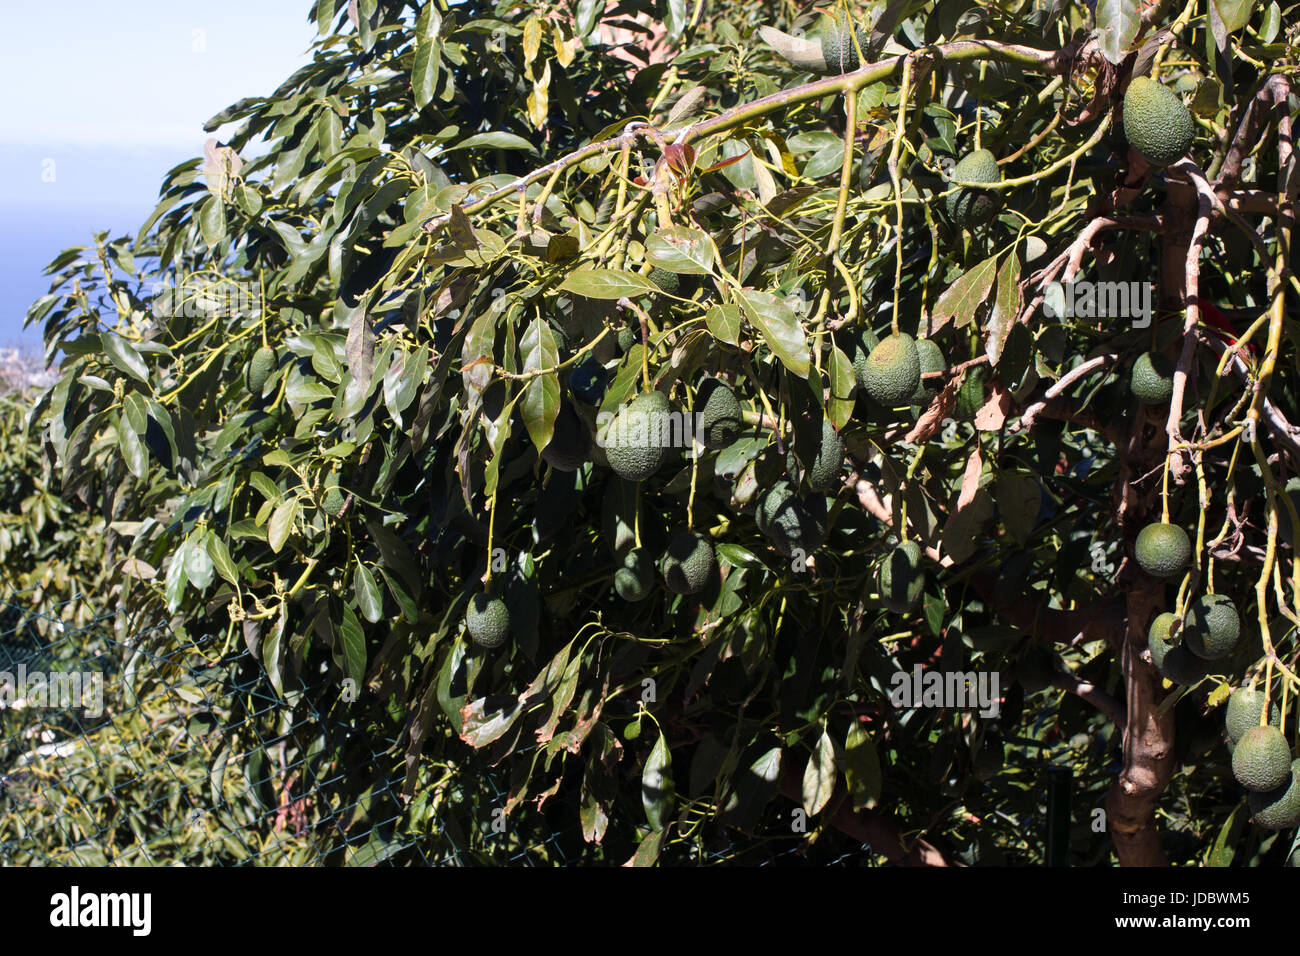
left=1130, top=351, right=1174, bottom=404
left=1248, top=760, right=1300, bottom=830
left=756, top=480, right=826, bottom=557
left=696, top=378, right=742, bottom=450
left=850, top=327, right=881, bottom=391
left=819, top=18, right=868, bottom=74
left=878, top=541, right=925, bottom=613
left=1226, top=686, right=1281, bottom=743
left=617, top=326, right=637, bottom=352
left=247, top=346, right=277, bottom=394
left=603, top=390, right=672, bottom=482
left=1232, top=725, right=1293, bottom=792
left=1160, top=643, right=1212, bottom=685
left=1183, top=593, right=1240, bottom=661
left=649, top=267, right=683, bottom=296
left=321, top=485, right=346, bottom=516
left=945, top=149, right=1002, bottom=229
left=466, top=592, right=511, bottom=649
left=910, top=338, right=946, bottom=405
left=541, top=401, right=591, bottom=472
left=1147, top=611, right=1179, bottom=670
left=660, top=529, right=715, bottom=595
left=614, top=547, right=655, bottom=602
left=807, top=418, right=845, bottom=493
left=1122, top=76, right=1196, bottom=168
left=863, top=333, right=922, bottom=406
left=567, top=356, right=609, bottom=405
left=1134, top=522, right=1191, bottom=578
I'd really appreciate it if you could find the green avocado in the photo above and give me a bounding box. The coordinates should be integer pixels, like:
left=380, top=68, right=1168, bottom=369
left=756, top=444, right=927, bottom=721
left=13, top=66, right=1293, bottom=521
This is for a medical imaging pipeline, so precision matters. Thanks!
left=1232, top=725, right=1293, bottom=792
left=863, top=333, right=922, bottom=406
left=1134, top=522, right=1191, bottom=578
left=1183, top=593, right=1240, bottom=661
left=1225, top=685, right=1281, bottom=743
left=1130, top=351, right=1175, bottom=404
left=945, top=149, right=1002, bottom=229
left=466, top=592, right=511, bottom=649
left=541, top=401, right=591, bottom=472
left=756, top=479, right=826, bottom=557
left=660, top=529, right=715, bottom=595
left=614, top=547, right=655, bottom=602
left=603, top=390, right=673, bottom=482
left=878, top=541, right=925, bottom=613
left=910, top=338, right=947, bottom=405
left=320, top=484, right=346, bottom=516
left=696, top=378, right=742, bottom=450
left=806, top=418, right=845, bottom=493
left=1123, top=76, right=1196, bottom=168
left=247, top=345, right=277, bottom=395
left=819, top=18, right=868, bottom=74
left=1159, top=643, right=1213, bottom=685
left=1147, top=611, right=1179, bottom=670
left=1248, top=760, right=1300, bottom=830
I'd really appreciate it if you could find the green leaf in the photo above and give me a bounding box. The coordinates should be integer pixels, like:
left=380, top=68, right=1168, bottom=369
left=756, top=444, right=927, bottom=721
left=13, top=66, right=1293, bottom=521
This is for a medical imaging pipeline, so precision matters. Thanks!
left=520, top=318, right=560, bottom=454
left=207, top=534, right=240, bottom=586
left=1094, top=0, right=1141, bottom=65
left=985, top=253, right=1022, bottom=366
left=558, top=268, right=660, bottom=299
left=262, top=603, right=287, bottom=697
left=843, top=722, right=882, bottom=810
left=1210, top=0, right=1253, bottom=33
left=1207, top=802, right=1246, bottom=866
left=646, top=226, right=714, bottom=275
left=642, top=732, right=676, bottom=829
left=736, top=289, right=810, bottom=378
left=704, top=304, right=741, bottom=345
left=801, top=726, right=837, bottom=816
left=100, top=331, right=151, bottom=385
left=825, top=344, right=855, bottom=430
left=996, top=472, right=1040, bottom=546
left=339, top=603, right=367, bottom=688
left=928, top=256, right=998, bottom=334
left=623, top=828, right=664, bottom=867
left=383, top=345, right=427, bottom=425
left=267, top=498, right=298, bottom=554
left=116, top=412, right=148, bottom=480
left=354, top=563, right=383, bottom=623
left=445, top=131, right=538, bottom=154
left=412, top=5, right=442, bottom=110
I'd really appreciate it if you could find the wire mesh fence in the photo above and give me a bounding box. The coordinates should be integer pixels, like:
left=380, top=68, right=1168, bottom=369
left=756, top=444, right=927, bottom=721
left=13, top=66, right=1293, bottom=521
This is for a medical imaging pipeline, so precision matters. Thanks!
left=0, top=589, right=870, bottom=867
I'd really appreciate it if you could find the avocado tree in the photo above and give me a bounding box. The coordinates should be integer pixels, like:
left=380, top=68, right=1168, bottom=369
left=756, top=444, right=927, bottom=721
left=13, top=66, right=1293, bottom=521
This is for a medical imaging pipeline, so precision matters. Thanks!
left=24, top=0, right=1300, bottom=865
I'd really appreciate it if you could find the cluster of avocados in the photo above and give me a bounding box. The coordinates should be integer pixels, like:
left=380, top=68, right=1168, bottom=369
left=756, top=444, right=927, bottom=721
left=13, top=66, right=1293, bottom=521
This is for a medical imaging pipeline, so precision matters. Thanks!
left=1225, top=686, right=1300, bottom=830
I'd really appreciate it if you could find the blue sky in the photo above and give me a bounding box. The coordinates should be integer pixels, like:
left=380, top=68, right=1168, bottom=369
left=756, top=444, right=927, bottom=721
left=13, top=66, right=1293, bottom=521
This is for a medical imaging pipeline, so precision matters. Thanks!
left=0, top=1, right=319, bottom=345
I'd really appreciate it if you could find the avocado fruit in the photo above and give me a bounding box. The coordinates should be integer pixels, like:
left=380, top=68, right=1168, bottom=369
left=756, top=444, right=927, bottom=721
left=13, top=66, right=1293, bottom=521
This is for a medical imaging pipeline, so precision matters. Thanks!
left=820, top=18, right=868, bottom=74
left=320, top=484, right=346, bottom=516
left=1147, top=611, right=1179, bottom=670
left=1130, top=351, right=1174, bottom=404
left=806, top=418, right=845, bottom=493
left=945, top=149, right=1002, bottom=229
left=910, top=338, right=946, bottom=405
left=1122, top=76, right=1196, bottom=168
left=863, top=333, right=922, bottom=406
left=541, top=401, right=591, bottom=472
left=1233, top=725, right=1294, bottom=792
left=247, top=346, right=277, bottom=394
left=1183, top=593, right=1240, bottom=661
left=878, top=541, right=925, bottom=613
left=660, top=529, right=715, bottom=595
left=1226, top=686, right=1281, bottom=743
left=603, top=390, right=673, bottom=482
left=1134, top=522, right=1191, bottom=578
left=466, top=592, right=511, bottom=649
left=614, top=547, right=655, bottom=602
left=1248, top=760, right=1300, bottom=830
left=1159, top=643, right=1213, bottom=685
left=696, top=378, right=742, bottom=450
left=1018, top=645, right=1057, bottom=694
left=756, top=479, right=827, bottom=557
left=567, top=356, right=609, bottom=405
